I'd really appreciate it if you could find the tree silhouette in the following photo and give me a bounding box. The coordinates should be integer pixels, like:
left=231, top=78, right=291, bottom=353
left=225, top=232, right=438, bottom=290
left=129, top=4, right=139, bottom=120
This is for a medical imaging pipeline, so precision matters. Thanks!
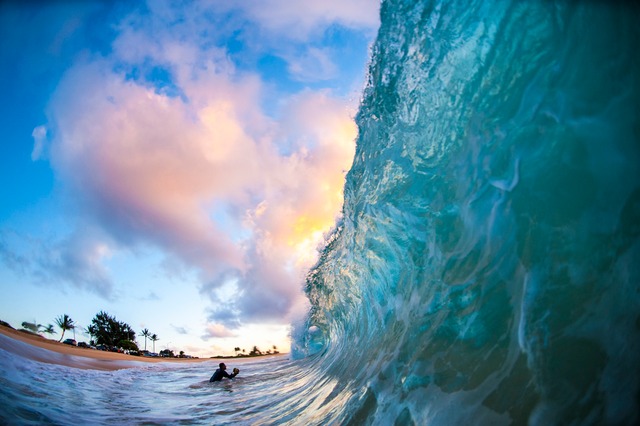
left=85, top=324, right=98, bottom=344
left=21, top=321, right=43, bottom=334
left=234, top=346, right=241, bottom=356
left=150, top=334, right=159, bottom=353
left=139, top=328, right=150, bottom=351
left=55, top=314, right=75, bottom=342
left=160, top=349, right=174, bottom=357
left=89, top=311, right=136, bottom=346
left=43, top=324, right=56, bottom=337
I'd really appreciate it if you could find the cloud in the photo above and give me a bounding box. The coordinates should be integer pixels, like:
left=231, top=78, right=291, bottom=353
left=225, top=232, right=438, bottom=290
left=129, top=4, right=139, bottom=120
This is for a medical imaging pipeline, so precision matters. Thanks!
left=202, top=323, right=237, bottom=339
left=41, top=231, right=115, bottom=299
left=31, top=126, right=47, bottom=161
left=141, top=291, right=161, bottom=301
left=172, top=325, right=189, bottom=335
left=48, top=58, right=252, bottom=276
left=0, top=231, right=29, bottom=273
left=286, top=46, right=339, bottom=82
left=34, top=1, right=362, bottom=333
left=234, top=0, right=380, bottom=40
left=0, top=228, right=115, bottom=299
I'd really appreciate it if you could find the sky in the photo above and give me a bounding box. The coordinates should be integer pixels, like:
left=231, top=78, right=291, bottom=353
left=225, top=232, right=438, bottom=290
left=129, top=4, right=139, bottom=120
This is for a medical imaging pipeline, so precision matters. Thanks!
left=0, top=0, right=380, bottom=357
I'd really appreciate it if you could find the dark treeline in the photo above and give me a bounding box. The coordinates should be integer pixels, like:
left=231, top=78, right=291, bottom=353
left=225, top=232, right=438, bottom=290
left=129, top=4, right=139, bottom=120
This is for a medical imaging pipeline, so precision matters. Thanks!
left=4, top=314, right=281, bottom=358
left=86, top=311, right=137, bottom=350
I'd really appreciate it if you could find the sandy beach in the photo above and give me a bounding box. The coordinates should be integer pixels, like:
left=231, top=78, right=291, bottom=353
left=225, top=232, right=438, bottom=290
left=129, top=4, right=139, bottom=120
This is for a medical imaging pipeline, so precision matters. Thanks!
left=0, top=324, right=214, bottom=371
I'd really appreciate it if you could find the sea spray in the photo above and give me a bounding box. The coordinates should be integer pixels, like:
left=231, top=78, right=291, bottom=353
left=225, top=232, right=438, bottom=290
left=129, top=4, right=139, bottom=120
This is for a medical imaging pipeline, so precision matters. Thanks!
left=296, top=0, right=640, bottom=424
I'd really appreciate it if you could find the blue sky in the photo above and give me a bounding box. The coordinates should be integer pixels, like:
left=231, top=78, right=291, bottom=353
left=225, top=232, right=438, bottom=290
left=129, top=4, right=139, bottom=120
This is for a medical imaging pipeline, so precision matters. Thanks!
left=0, top=0, right=379, bottom=356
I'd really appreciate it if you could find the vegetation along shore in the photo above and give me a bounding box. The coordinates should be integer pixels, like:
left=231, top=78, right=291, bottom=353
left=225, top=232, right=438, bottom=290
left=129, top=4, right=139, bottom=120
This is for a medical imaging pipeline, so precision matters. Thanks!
left=0, top=313, right=282, bottom=370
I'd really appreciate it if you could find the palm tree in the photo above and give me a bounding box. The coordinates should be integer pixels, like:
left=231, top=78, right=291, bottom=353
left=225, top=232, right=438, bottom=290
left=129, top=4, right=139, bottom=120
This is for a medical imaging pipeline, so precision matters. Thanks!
left=234, top=346, right=241, bottom=356
left=272, top=345, right=278, bottom=354
left=150, top=334, right=159, bottom=353
left=55, top=314, right=75, bottom=342
left=139, top=328, right=150, bottom=351
left=43, top=324, right=57, bottom=337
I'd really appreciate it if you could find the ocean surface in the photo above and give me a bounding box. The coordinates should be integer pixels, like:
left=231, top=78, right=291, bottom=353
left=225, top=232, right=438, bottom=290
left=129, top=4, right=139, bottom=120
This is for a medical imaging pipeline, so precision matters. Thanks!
left=0, top=334, right=306, bottom=425
left=2, top=0, right=640, bottom=424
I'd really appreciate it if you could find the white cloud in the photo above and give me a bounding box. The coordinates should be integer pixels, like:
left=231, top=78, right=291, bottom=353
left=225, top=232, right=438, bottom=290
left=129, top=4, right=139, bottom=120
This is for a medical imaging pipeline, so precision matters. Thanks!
left=234, top=0, right=380, bottom=40
left=286, top=46, right=339, bottom=82
left=31, top=125, right=47, bottom=161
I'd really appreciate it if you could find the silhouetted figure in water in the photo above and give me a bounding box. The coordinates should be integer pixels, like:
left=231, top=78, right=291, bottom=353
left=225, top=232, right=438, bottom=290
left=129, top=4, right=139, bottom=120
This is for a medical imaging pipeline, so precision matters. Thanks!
left=209, top=362, right=239, bottom=382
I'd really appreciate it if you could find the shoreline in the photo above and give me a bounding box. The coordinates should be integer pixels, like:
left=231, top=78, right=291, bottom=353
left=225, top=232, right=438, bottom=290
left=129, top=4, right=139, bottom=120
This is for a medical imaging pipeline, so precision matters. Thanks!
left=0, top=325, right=284, bottom=371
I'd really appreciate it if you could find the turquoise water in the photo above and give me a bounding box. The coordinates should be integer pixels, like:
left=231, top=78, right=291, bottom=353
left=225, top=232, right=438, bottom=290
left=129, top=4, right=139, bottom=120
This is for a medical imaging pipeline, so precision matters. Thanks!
left=2, top=0, right=640, bottom=424
left=294, top=0, right=640, bottom=424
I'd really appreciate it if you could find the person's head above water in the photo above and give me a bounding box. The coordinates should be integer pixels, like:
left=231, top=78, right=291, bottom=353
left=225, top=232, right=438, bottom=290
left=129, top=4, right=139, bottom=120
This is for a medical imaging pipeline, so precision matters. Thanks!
left=219, top=363, right=226, bottom=370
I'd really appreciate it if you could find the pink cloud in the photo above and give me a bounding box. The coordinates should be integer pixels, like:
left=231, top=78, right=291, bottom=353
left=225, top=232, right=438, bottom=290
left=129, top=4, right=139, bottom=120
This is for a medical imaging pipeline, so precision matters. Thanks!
left=41, top=49, right=357, bottom=328
left=47, top=59, right=250, bottom=277
left=202, top=323, right=237, bottom=339
left=30, top=0, right=368, bottom=333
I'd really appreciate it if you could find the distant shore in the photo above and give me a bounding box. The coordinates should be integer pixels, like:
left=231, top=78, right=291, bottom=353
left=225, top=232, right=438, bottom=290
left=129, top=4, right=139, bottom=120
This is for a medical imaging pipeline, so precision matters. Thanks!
left=0, top=325, right=281, bottom=371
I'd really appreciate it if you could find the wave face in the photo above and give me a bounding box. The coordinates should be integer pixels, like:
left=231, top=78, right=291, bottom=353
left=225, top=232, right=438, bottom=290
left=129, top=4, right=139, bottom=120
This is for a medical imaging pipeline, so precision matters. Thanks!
left=294, top=0, right=640, bottom=424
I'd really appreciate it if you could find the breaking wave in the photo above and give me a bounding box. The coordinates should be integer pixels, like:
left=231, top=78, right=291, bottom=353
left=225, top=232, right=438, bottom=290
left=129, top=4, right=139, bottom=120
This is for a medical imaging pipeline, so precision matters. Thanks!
left=293, top=0, right=640, bottom=424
